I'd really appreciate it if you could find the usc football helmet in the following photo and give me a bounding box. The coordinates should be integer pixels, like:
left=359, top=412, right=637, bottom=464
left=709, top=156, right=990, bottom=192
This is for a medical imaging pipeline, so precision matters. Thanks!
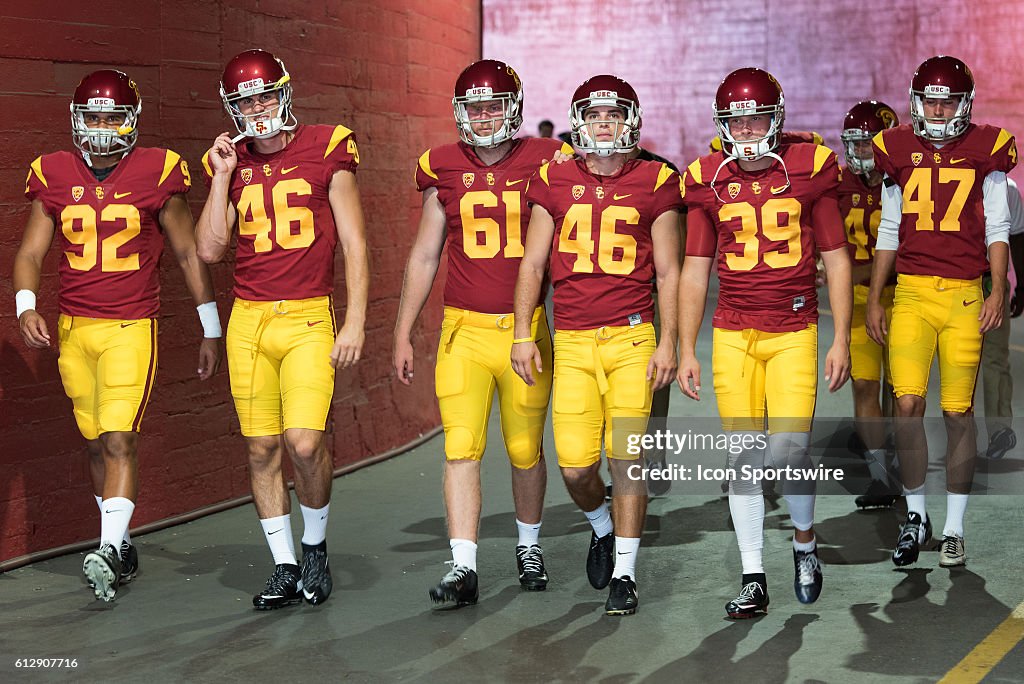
left=713, top=67, right=785, bottom=161
left=909, top=55, right=974, bottom=142
left=452, top=60, right=524, bottom=147
left=70, top=69, right=141, bottom=158
left=220, top=49, right=296, bottom=139
left=568, top=74, right=642, bottom=156
left=841, top=100, right=899, bottom=174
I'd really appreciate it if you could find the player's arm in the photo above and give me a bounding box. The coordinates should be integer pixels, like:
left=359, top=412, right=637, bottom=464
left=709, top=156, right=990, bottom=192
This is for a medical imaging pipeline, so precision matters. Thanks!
left=327, top=168, right=370, bottom=369
left=820, top=244, right=853, bottom=392
left=160, top=193, right=222, bottom=379
left=394, top=188, right=447, bottom=385
left=980, top=171, right=1011, bottom=333
left=648, top=209, right=682, bottom=391
left=676, top=207, right=713, bottom=401
left=511, top=203, right=555, bottom=386
left=195, top=133, right=238, bottom=263
left=12, top=200, right=56, bottom=349
left=865, top=177, right=901, bottom=345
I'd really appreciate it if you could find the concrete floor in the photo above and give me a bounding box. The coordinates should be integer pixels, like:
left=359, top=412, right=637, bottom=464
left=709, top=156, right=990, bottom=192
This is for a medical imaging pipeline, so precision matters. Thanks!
left=3, top=293, right=1024, bottom=683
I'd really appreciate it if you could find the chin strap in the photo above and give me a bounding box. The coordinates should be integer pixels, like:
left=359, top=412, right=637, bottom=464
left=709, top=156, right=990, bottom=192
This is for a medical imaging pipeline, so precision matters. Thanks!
left=710, top=150, right=791, bottom=203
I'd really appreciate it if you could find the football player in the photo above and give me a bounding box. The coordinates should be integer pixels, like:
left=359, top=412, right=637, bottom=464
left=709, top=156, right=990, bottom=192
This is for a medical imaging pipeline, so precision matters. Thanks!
left=512, top=75, right=683, bottom=616
left=677, top=67, right=852, bottom=619
left=196, top=49, right=369, bottom=609
left=13, top=69, right=221, bottom=601
left=394, top=60, right=572, bottom=607
left=838, top=100, right=901, bottom=508
left=866, top=56, right=1016, bottom=568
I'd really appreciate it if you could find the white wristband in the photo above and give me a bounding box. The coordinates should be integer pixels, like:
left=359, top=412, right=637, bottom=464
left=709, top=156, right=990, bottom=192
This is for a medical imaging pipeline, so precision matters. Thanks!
left=16, top=290, right=36, bottom=318
left=197, top=301, right=222, bottom=338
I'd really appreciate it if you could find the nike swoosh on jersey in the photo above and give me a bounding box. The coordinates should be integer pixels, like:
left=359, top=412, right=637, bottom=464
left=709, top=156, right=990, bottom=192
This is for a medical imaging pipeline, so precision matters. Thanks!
left=506, top=178, right=526, bottom=186
left=282, top=166, right=299, bottom=175
left=950, top=158, right=967, bottom=164
left=613, top=193, right=632, bottom=200
left=113, top=191, right=132, bottom=199
left=120, top=322, right=138, bottom=328
left=770, top=185, right=788, bottom=194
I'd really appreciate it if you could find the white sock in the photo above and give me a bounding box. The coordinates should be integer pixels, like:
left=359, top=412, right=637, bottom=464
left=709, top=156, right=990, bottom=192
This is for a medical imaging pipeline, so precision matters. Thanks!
left=99, top=497, right=135, bottom=558
left=865, top=448, right=889, bottom=482
left=96, top=495, right=131, bottom=545
left=729, top=493, right=765, bottom=574
left=516, top=519, right=542, bottom=547
left=793, top=536, right=817, bottom=553
left=583, top=502, right=613, bottom=538
left=612, top=536, right=640, bottom=579
left=300, top=503, right=330, bottom=546
left=943, top=492, right=969, bottom=537
left=450, top=538, right=477, bottom=571
left=904, top=484, right=927, bottom=520
left=260, top=514, right=297, bottom=566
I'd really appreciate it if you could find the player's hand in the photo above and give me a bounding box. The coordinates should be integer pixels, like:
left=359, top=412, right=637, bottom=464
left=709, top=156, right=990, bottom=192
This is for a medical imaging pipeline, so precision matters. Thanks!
left=979, top=291, right=1005, bottom=333
left=18, top=310, right=51, bottom=349
left=551, top=149, right=575, bottom=164
left=330, top=322, right=365, bottom=369
left=393, top=337, right=415, bottom=386
left=511, top=340, right=542, bottom=386
left=1012, top=287, right=1024, bottom=318
left=865, top=298, right=887, bottom=346
left=208, top=133, right=238, bottom=175
left=197, top=337, right=222, bottom=380
left=815, top=262, right=828, bottom=288
left=824, top=341, right=851, bottom=392
left=647, top=340, right=677, bottom=391
left=676, top=353, right=701, bottom=401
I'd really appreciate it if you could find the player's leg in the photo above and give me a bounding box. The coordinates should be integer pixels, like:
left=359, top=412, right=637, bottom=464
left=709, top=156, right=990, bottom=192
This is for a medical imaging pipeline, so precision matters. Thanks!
left=712, top=327, right=770, bottom=619
left=602, top=323, right=656, bottom=616
left=888, top=277, right=940, bottom=566
left=82, top=317, right=157, bottom=600
left=851, top=285, right=898, bottom=508
left=936, top=281, right=985, bottom=567
left=552, top=329, right=612, bottom=594
left=279, top=300, right=340, bottom=606
left=497, top=308, right=552, bottom=591
left=227, top=301, right=302, bottom=609
left=764, top=325, right=821, bottom=605
left=980, top=284, right=1014, bottom=458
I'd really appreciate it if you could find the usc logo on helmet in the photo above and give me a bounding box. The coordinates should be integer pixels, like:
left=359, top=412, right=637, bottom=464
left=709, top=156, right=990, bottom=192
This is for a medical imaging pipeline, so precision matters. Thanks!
left=878, top=107, right=897, bottom=128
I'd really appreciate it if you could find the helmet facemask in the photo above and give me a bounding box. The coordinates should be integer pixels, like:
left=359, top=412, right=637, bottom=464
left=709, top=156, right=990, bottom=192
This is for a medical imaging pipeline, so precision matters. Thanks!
left=714, top=98, right=784, bottom=162
left=70, top=99, right=140, bottom=158
left=453, top=88, right=522, bottom=148
left=910, top=86, right=973, bottom=142
left=841, top=129, right=876, bottom=174
left=569, top=93, right=641, bottom=156
left=222, top=77, right=296, bottom=140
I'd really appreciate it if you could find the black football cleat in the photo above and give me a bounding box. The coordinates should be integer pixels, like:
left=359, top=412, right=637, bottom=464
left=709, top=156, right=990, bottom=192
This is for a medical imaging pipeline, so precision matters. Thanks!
left=429, top=563, right=478, bottom=607
left=793, top=548, right=823, bottom=604
left=301, top=542, right=333, bottom=605
left=855, top=480, right=900, bottom=510
left=586, top=532, right=615, bottom=589
left=516, top=544, right=548, bottom=591
left=726, top=581, right=769, bottom=619
left=892, top=512, right=932, bottom=567
left=252, top=563, right=303, bottom=610
left=119, top=541, right=139, bottom=583
left=605, top=576, right=639, bottom=616
left=83, top=543, right=121, bottom=602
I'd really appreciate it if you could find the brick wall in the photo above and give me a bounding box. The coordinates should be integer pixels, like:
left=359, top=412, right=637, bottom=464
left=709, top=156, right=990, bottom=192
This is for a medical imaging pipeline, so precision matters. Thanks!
left=0, top=1, right=479, bottom=562
left=485, top=0, right=1024, bottom=180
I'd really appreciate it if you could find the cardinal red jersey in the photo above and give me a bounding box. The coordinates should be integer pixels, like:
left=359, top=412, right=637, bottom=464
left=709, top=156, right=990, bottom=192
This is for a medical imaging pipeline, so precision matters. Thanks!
left=838, top=168, right=885, bottom=283
left=684, top=142, right=847, bottom=332
left=526, top=158, right=684, bottom=330
left=24, top=147, right=191, bottom=319
left=872, top=123, right=1017, bottom=280
left=201, top=123, right=359, bottom=301
left=415, top=137, right=571, bottom=313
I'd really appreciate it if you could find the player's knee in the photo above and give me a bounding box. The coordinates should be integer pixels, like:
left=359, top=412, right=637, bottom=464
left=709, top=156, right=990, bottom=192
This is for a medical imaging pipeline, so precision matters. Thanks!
left=246, top=436, right=281, bottom=469
left=505, top=438, right=542, bottom=470
left=86, top=439, right=103, bottom=463
left=852, top=379, right=881, bottom=399
left=285, top=433, right=322, bottom=464
left=895, top=394, right=925, bottom=416
left=100, top=431, right=137, bottom=461
left=444, top=427, right=482, bottom=461
left=560, top=463, right=599, bottom=492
